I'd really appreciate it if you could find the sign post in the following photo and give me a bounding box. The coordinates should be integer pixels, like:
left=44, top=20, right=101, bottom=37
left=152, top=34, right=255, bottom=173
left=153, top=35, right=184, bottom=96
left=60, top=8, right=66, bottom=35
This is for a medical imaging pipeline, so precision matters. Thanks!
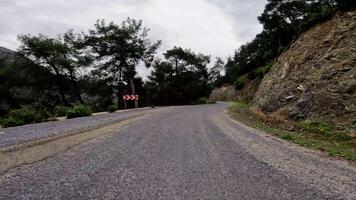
left=122, top=95, right=139, bottom=109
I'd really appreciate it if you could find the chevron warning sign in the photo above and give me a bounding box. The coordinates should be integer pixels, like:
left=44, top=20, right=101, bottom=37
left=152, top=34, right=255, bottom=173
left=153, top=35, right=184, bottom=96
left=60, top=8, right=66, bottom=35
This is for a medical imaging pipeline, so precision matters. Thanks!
left=123, top=95, right=139, bottom=101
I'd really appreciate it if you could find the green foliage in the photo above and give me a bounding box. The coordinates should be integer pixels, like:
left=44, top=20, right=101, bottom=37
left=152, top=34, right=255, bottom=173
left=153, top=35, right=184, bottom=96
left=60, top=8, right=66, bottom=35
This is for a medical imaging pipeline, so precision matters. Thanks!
left=319, top=122, right=333, bottom=137
left=256, top=61, right=273, bottom=78
left=233, top=78, right=245, bottom=90
left=247, top=71, right=256, bottom=80
left=206, top=100, right=216, bottom=104
left=209, top=57, right=225, bottom=87
left=146, top=47, right=211, bottom=106
left=301, top=120, right=334, bottom=137
left=230, top=101, right=250, bottom=112
left=300, top=119, right=318, bottom=132
left=229, top=104, right=356, bottom=161
left=0, top=107, right=49, bottom=127
left=222, top=0, right=355, bottom=85
left=18, top=33, right=85, bottom=106
left=0, top=47, right=57, bottom=116
left=108, top=105, right=117, bottom=113
left=84, top=18, right=161, bottom=109
left=280, top=132, right=295, bottom=141
left=66, top=105, right=92, bottom=119
left=54, top=106, right=71, bottom=117
left=197, top=97, right=208, bottom=104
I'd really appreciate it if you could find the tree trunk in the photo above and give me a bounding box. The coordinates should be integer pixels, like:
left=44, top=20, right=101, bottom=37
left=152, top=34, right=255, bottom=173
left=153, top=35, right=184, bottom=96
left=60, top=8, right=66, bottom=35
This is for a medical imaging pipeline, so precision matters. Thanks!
left=54, top=70, right=72, bottom=107
left=117, top=68, right=122, bottom=110
left=69, top=70, right=84, bottom=104
left=130, top=78, right=138, bottom=108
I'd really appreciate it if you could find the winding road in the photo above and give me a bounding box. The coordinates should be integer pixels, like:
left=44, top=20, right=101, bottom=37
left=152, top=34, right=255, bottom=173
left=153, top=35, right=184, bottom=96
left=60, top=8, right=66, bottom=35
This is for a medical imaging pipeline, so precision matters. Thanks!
left=0, top=103, right=355, bottom=199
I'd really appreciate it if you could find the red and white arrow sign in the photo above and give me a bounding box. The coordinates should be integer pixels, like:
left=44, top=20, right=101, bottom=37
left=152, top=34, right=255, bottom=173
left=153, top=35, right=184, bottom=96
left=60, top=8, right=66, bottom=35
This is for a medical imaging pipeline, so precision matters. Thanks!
left=123, top=95, right=139, bottom=101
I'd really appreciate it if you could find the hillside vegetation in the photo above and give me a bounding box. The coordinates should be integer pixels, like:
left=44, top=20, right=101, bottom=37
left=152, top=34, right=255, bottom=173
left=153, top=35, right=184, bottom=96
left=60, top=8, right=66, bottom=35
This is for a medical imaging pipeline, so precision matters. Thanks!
left=211, top=1, right=355, bottom=131
left=1, top=0, right=355, bottom=128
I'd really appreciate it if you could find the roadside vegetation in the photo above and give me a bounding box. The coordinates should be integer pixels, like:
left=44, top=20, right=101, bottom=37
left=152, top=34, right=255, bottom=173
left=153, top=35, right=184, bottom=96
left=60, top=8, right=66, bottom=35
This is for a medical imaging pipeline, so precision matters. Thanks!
left=66, top=105, right=92, bottom=119
left=0, top=107, right=50, bottom=128
left=229, top=101, right=356, bottom=161
left=1, top=20, right=217, bottom=127
left=1, top=1, right=355, bottom=128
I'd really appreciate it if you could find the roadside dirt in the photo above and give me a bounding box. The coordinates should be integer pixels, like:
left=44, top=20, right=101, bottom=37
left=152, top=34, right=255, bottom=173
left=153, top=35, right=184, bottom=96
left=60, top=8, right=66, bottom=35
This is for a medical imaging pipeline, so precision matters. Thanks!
left=0, top=114, right=151, bottom=175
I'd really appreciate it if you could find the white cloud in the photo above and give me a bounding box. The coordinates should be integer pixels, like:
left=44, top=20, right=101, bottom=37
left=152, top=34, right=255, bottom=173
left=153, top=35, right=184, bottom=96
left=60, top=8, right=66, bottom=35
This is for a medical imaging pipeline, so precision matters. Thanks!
left=0, top=0, right=266, bottom=77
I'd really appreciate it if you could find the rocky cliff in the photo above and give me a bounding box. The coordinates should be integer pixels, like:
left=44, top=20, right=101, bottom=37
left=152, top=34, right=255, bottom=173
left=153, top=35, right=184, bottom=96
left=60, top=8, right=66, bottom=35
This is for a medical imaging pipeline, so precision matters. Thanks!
left=209, top=77, right=261, bottom=102
left=253, top=11, right=356, bottom=130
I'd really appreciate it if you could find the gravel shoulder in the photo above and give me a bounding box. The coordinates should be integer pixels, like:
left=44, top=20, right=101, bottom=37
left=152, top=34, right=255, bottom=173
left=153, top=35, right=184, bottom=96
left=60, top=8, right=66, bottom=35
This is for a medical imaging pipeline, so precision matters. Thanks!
left=0, top=114, right=151, bottom=175
left=0, top=107, right=159, bottom=149
left=212, top=110, right=356, bottom=199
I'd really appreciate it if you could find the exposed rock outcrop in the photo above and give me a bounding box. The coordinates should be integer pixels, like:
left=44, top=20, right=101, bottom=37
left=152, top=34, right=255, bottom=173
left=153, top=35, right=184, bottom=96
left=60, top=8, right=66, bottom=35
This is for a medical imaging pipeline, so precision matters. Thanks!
left=209, top=85, right=237, bottom=101
left=209, top=76, right=262, bottom=102
left=253, top=11, right=356, bottom=130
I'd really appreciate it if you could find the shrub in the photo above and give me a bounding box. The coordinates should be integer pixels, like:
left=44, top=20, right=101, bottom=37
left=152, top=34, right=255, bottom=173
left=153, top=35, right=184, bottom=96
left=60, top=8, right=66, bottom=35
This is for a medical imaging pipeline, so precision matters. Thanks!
left=300, top=119, right=318, bottom=132
left=54, top=106, right=71, bottom=117
left=0, top=107, right=48, bottom=128
left=108, top=105, right=117, bottom=113
left=300, top=120, right=334, bottom=137
left=319, top=122, right=333, bottom=137
left=233, top=78, right=245, bottom=90
left=280, top=132, right=294, bottom=141
left=256, top=61, right=273, bottom=78
left=197, top=97, right=208, bottom=104
left=247, top=71, right=256, bottom=80
left=66, top=105, right=92, bottom=119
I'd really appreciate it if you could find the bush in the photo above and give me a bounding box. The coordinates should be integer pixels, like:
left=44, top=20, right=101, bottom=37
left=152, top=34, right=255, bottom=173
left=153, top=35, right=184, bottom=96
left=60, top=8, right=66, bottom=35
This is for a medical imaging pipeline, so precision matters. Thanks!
left=54, top=106, right=71, bottom=117
left=233, top=78, right=245, bottom=90
left=197, top=97, right=208, bottom=104
left=108, top=105, right=117, bottom=113
left=66, top=105, right=92, bottom=119
left=280, top=132, right=295, bottom=141
left=0, top=107, right=48, bottom=128
left=319, top=122, right=333, bottom=137
left=300, top=120, right=334, bottom=137
left=256, top=61, right=273, bottom=78
left=300, top=119, right=318, bottom=132
left=247, top=71, right=256, bottom=80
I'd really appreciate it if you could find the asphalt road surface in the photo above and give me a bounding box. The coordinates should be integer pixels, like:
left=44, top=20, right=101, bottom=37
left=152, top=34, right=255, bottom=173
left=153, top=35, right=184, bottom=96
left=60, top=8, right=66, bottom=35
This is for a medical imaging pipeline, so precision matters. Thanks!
left=0, top=103, right=355, bottom=199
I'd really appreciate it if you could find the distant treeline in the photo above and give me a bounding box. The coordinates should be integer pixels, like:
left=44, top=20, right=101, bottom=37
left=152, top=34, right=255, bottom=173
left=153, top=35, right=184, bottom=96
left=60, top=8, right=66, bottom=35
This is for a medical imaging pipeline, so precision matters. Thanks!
left=220, top=0, right=356, bottom=88
left=0, top=18, right=219, bottom=123
left=1, top=0, right=355, bottom=126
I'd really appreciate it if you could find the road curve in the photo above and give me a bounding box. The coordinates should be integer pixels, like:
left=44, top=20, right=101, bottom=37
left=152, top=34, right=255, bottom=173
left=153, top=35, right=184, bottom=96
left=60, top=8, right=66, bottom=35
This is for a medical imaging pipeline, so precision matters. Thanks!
left=0, top=103, right=355, bottom=199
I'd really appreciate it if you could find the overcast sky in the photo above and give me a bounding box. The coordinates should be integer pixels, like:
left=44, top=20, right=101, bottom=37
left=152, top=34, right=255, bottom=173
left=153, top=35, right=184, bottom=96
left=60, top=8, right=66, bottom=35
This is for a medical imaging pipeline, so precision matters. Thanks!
left=0, top=0, right=266, bottom=76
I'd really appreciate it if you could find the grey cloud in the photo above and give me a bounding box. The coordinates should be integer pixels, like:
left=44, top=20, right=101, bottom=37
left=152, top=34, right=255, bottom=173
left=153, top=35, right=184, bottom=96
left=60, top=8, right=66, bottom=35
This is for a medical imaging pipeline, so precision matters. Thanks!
left=0, top=0, right=267, bottom=76
left=207, top=0, right=266, bottom=42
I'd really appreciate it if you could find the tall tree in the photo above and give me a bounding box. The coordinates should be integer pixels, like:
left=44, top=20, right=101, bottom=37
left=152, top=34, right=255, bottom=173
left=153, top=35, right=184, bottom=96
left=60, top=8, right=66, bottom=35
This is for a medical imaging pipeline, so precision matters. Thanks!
left=18, top=34, right=85, bottom=107
left=147, top=47, right=211, bottom=105
left=209, top=57, right=224, bottom=86
left=84, top=18, right=160, bottom=109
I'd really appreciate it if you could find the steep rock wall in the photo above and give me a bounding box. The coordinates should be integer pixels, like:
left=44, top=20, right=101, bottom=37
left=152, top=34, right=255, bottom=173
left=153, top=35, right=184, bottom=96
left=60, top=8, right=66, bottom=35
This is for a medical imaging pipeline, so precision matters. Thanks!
left=253, top=11, right=356, bottom=129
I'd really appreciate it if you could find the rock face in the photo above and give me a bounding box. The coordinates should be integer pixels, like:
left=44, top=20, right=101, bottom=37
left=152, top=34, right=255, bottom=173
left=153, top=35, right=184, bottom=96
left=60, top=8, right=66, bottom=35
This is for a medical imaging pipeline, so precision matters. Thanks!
left=209, top=77, right=261, bottom=102
left=253, top=11, right=356, bottom=130
left=209, top=85, right=237, bottom=101
left=0, top=46, right=18, bottom=62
